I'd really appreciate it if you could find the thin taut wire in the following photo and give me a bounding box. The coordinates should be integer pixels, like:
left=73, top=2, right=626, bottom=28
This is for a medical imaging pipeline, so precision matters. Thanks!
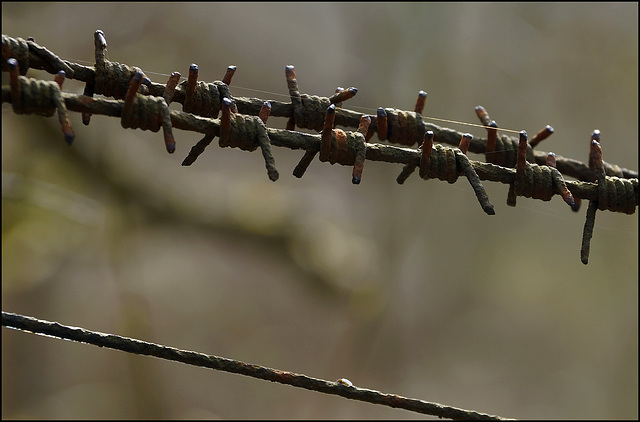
left=1, top=311, right=510, bottom=420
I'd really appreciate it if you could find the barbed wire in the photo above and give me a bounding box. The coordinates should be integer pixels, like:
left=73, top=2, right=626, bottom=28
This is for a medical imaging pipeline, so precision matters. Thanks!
left=1, top=31, right=638, bottom=264
left=1, top=311, right=511, bottom=420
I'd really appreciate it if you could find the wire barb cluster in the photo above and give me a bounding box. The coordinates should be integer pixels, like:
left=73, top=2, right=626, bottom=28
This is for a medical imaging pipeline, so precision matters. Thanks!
left=2, top=30, right=638, bottom=263
left=120, top=69, right=175, bottom=153
left=4, top=57, right=74, bottom=144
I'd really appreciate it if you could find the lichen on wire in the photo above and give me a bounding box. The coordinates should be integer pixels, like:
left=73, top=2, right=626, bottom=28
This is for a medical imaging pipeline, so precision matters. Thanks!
left=1, top=311, right=510, bottom=420
left=1, top=30, right=638, bottom=263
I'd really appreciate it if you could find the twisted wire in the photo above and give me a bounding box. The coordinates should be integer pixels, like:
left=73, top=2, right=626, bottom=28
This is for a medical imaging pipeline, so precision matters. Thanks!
left=120, top=94, right=169, bottom=132
left=120, top=70, right=175, bottom=153
left=179, top=63, right=233, bottom=118
left=86, top=32, right=235, bottom=127
left=11, top=75, right=61, bottom=117
left=182, top=80, right=225, bottom=117
left=2, top=34, right=30, bottom=75
left=475, top=105, right=535, bottom=168
left=94, top=60, right=144, bottom=100
left=3, top=32, right=636, bottom=181
left=3, top=84, right=638, bottom=261
left=505, top=131, right=577, bottom=209
left=398, top=131, right=495, bottom=214
left=286, top=65, right=337, bottom=132
left=5, top=58, right=74, bottom=144
left=596, top=176, right=637, bottom=214
left=2, top=34, right=75, bottom=77
left=375, top=108, right=427, bottom=147
left=3, top=60, right=638, bottom=213
left=222, top=98, right=279, bottom=181
left=488, top=136, right=522, bottom=168
left=508, top=162, right=573, bottom=206
left=317, top=108, right=368, bottom=184
left=290, top=104, right=367, bottom=184
left=94, top=37, right=142, bottom=101
left=1, top=61, right=635, bottom=214
left=2, top=30, right=638, bottom=263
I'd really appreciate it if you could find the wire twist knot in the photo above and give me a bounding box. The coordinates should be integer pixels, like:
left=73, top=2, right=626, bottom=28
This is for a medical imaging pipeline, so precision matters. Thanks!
left=477, top=106, right=535, bottom=167
left=181, top=80, right=229, bottom=118
left=515, top=164, right=556, bottom=202
left=218, top=98, right=279, bottom=181
left=292, top=94, right=331, bottom=132
left=2, top=35, right=30, bottom=75
left=120, top=93, right=168, bottom=132
left=95, top=61, right=145, bottom=100
left=420, top=143, right=461, bottom=183
left=507, top=131, right=575, bottom=207
left=11, top=75, right=61, bottom=117
left=5, top=58, right=74, bottom=144
left=319, top=129, right=367, bottom=184
left=91, top=29, right=149, bottom=102
left=508, top=161, right=576, bottom=206
left=285, top=65, right=355, bottom=132
left=224, top=112, right=266, bottom=152
left=397, top=131, right=495, bottom=214
left=379, top=108, right=426, bottom=147
left=487, top=135, right=536, bottom=168
left=596, top=176, right=638, bottom=214
left=121, top=71, right=175, bottom=153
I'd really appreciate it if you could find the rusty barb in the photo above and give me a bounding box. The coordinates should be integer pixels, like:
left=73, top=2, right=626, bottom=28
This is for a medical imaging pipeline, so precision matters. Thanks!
left=2, top=30, right=637, bottom=263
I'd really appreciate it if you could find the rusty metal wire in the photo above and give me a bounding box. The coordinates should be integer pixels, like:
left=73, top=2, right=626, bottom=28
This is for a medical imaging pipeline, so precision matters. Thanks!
left=1, top=311, right=510, bottom=420
left=1, top=31, right=638, bottom=264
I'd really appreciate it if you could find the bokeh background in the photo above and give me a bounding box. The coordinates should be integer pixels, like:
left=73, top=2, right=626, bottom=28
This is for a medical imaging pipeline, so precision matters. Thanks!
left=2, top=2, right=637, bottom=419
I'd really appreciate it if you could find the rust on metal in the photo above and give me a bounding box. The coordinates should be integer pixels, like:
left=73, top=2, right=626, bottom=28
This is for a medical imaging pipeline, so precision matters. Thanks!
left=414, top=90, right=427, bottom=114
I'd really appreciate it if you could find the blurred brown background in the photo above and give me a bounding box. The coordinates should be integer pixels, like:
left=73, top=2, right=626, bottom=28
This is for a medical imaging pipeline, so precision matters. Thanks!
left=2, top=2, right=637, bottom=419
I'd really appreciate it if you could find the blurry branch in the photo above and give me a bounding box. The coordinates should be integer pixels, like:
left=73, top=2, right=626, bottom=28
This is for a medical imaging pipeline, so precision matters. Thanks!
left=2, top=311, right=510, bottom=420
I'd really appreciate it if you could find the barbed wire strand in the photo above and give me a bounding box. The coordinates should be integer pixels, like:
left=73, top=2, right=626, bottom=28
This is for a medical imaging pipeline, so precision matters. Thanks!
left=2, top=31, right=638, bottom=265
left=2, top=311, right=510, bottom=420
left=2, top=33, right=636, bottom=182
left=1, top=82, right=633, bottom=208
left=59, top=58, right=531, bottom=135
